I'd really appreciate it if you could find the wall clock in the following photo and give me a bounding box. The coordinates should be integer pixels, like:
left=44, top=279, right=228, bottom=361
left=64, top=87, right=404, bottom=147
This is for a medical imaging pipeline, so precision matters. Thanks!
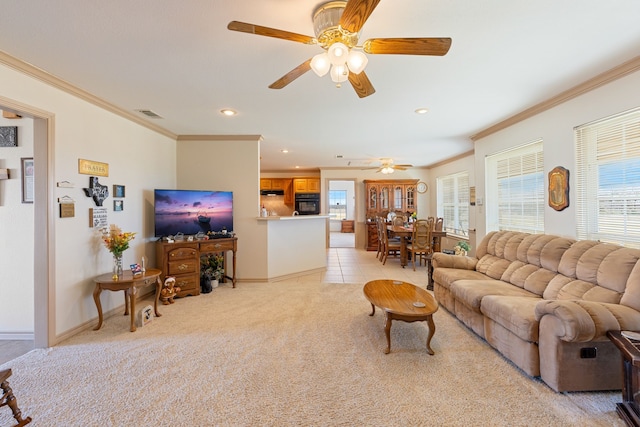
left=417, top=182, right=428, bottom=193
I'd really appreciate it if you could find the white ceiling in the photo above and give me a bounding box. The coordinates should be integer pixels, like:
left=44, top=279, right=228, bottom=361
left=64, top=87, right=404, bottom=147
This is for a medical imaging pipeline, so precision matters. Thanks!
left=1, top=1, right=639, bottom=172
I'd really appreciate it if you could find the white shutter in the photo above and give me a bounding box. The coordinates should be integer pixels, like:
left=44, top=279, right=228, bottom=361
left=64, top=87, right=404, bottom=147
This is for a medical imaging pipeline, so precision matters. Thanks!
left=575, top=107, right=640, bottom=247
left=486, top=140, right=544, bottom=233
left=437, top=171, right=469, bottom=236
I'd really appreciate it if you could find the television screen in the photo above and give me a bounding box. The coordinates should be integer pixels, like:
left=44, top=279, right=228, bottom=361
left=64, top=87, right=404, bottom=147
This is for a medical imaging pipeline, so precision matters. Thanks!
left=154, top=189, right=233, bottom=237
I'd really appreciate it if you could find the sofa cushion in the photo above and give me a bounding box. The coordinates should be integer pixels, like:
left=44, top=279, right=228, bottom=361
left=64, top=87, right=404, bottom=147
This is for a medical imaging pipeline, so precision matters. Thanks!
left=433, top=268, right=489, bottom=290
left=482, top=296, right=541, bottom=342
left=450, top=279, right=539, bottom=313
left=621, top=262, right=640, bottom=312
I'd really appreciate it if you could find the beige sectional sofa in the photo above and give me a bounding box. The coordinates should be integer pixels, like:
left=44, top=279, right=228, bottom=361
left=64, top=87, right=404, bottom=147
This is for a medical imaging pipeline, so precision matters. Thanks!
left=432, top=230, right=640, bottom=392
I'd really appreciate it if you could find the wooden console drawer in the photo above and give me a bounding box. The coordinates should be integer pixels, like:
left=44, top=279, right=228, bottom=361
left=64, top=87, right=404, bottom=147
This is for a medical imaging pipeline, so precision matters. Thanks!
left=173, top=274, right=199, bottom=297
left=168, top=258, right=198, bottom=276
left=200, top=240, right=235, bottom=252
left=167, top=245, right=197, bottom=261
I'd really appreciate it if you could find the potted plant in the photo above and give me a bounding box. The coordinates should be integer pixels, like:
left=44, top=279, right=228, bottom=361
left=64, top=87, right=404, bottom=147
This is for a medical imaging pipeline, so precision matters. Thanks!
left=200, top=253, right=224, bottom=293
left=454, top=240, right=470, bottom=256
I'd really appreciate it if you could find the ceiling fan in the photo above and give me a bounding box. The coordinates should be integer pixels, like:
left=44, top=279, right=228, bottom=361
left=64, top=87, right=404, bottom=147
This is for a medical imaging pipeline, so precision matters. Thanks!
left=359, top=158, right=413, bottom=174
left=227, top=0, right=452, bottom=98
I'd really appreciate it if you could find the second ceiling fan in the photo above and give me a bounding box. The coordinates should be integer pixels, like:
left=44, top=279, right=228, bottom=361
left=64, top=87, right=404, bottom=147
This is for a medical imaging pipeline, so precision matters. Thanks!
left=227, top=0, right=452, bottom=98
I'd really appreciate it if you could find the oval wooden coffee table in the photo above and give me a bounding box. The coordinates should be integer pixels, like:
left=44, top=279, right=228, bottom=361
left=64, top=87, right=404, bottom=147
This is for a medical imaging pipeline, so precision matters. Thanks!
left=363, top=279, right=438, bottom=354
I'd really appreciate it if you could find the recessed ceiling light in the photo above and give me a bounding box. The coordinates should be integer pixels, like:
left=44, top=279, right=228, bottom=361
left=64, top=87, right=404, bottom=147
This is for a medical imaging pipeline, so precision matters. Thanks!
left=281, top=149, right=289, bottom=153
left=415, top=108, right=429, bottom=114
left=295, top=166, right=300, bottom=169
left=220, top=109, right=237, bottom=116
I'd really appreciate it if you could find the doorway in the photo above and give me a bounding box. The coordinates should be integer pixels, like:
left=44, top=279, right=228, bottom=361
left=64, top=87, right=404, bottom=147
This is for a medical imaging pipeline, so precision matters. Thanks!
left=328, top=180, right=356, bottom=248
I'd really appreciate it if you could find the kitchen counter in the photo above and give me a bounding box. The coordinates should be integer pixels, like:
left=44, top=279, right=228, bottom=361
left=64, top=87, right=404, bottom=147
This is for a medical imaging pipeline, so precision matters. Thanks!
left=256, top=215, right=330, bottom=221
left=256, top=215, right=328, bottom=280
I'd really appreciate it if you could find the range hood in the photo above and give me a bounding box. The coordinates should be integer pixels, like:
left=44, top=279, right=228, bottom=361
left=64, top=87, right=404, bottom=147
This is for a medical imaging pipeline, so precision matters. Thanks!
left=260, top=189, right=285, bottom=196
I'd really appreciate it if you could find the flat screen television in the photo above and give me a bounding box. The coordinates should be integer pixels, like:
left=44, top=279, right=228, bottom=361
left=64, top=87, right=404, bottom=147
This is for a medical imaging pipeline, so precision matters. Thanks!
left=154, top=189, right=233, bottom=237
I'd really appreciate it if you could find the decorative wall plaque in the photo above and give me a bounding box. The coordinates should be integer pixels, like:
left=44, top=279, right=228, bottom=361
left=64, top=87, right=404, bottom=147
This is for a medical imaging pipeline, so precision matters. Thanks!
left=78, top=159, right=109, bottom=177
left=0, top=126, right=17, bottom=147
left=83, top=176, right=109, bottom=206
left=548, top=166, right=569, bottom=211
left=89, top=207, right=108, bottom=228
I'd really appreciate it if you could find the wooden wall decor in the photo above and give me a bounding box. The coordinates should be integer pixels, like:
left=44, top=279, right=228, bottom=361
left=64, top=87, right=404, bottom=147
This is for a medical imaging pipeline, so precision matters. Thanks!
left=549, top=166, right=569, bottom=211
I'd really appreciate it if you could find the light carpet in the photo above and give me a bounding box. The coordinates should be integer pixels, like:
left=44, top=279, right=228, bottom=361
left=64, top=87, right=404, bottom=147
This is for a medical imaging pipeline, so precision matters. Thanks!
left=0, top=279, right=625, bottom=426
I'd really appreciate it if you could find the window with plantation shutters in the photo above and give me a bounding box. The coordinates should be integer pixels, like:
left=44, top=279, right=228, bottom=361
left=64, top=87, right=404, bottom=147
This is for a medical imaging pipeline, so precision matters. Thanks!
left=575, top=107, right=640, bottom=247
left=436, top=171, right=469, bottom=236
left=486, top=140, right=544, bottom=233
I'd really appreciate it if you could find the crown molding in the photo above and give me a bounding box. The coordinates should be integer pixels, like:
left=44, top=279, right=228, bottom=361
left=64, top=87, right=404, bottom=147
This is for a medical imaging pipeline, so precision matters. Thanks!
left=177, top=135, right=263, bottom=142
left=0, top=50, right=177, bottom=140
left=471, top=55, right=640, bottom=141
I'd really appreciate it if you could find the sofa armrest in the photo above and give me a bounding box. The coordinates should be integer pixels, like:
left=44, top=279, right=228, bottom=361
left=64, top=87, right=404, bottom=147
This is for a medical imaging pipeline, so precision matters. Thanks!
left=432, top=253, right=478, bottom=270
left=535, top=300, right=640, bottom=342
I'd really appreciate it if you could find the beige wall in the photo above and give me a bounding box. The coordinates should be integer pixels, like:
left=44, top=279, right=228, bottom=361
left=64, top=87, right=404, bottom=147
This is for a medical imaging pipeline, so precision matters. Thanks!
left=0, top=115, right=35, bottom=337
left=0, top=61, right=177, bottom=340
left=473, top=69, right=640, bottom=240
left=176, top=137, right=266, bottom=280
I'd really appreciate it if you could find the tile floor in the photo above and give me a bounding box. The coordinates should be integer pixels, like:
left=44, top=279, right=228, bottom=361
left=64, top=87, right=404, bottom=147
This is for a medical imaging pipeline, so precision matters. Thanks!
left=324, top=243, right=430, bottom=287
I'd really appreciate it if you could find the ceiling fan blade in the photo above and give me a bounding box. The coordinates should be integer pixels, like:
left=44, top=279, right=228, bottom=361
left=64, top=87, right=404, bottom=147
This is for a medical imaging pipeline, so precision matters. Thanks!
left=363, top=37, right=452, bottom=56
left=227, top=21, right=316, bottom=45
left=348, top=71, right=376, bottom=98
left=268, top=59, right=312, bottom=89
left=340, top=0, right=381, bottom=34
left=394, top=164, right=413, bottom=168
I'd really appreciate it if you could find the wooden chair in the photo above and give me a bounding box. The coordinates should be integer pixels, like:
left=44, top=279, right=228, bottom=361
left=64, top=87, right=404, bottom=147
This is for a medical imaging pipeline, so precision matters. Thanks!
left=374, top=217, right=384, bottom=261
left=0, top=369, right=32, bottom=426
left=434, top=217, right=444, bottom=231
left=407, top=218, right=434, bottom=271
left=391, top=216, right=405, bottom=227
left=380, top=220, right=401, bottom=265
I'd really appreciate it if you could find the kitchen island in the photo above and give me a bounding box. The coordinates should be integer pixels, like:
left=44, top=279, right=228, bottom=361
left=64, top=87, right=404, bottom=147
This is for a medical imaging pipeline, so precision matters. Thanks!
left=256, top=215, right=329, bottom=280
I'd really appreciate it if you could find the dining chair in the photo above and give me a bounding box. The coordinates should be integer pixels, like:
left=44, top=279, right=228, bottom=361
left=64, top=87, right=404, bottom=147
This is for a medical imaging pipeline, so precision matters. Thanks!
left=374, top=217, right=384, bottom=261
left=434, top=217, right=444, bottom=231
left=391, top=216, right=405, bottom=227
left=380, top=220, right=401, bottom=265
left=407, top=218, right=434, bottom=271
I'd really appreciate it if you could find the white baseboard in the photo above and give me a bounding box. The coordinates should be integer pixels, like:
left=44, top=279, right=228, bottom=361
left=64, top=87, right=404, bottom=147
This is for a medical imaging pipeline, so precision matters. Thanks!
left=0, top=333, right=34, bottom=340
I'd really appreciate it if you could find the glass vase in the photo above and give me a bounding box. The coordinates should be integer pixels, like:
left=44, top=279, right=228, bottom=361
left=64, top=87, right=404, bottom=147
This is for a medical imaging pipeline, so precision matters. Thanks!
left=112, top=254, right=123, bottom=280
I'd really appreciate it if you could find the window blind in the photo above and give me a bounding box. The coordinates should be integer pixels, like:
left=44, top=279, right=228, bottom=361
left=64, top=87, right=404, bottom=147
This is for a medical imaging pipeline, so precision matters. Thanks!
left=437, top=171, right=469, bottom=236
left=575, top=107, right=640, bottom=247
left=486, top=140, right=544, bottom=233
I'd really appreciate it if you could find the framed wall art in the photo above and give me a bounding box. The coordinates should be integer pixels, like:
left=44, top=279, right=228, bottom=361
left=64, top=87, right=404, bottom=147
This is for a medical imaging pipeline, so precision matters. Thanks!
left=114, top=199, right=124, bottom=212
left=548, top=166, right=569, bottom=211
left=0, top=126, right=17, bottom=147
left=113, top=184, right=125, bottom=198
left=21, top=157, right=34, bottom=203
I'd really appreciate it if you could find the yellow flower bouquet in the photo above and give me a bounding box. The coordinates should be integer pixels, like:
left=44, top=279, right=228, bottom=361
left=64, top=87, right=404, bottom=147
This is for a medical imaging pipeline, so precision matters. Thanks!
left=102, top=224, right=136, bottom=257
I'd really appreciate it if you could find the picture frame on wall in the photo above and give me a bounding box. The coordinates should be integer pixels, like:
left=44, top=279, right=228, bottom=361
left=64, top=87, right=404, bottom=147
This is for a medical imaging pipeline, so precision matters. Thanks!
left=113, top=184, right=125, bottom=198
left=548, top=166, right=569, bottom=211
left=21, top=157, right=34, bottom=203
left=114, top=199, right=124, bottom=212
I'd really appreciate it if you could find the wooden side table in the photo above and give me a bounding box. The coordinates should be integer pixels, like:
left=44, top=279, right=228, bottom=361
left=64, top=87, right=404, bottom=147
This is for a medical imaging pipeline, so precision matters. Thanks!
left=607, top=330, right=640, bottom=426
left=93, top=268, right=162, bottom=332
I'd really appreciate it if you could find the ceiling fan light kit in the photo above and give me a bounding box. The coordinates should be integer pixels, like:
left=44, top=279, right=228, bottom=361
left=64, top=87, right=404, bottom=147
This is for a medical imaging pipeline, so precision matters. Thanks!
left=227, top=0, right=451, bottom=98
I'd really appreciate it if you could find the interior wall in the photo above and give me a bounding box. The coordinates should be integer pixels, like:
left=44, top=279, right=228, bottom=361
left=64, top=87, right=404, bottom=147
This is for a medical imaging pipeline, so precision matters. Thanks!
left=0, top=61, right=177, bottom=340
left=321, top=168, right=430, bottom=249
left=176, top=137, right=264, bottom=281
left=473, top=69, right=640, bottom=240
left=0, top=114, right=34, bottom=337
left=427, top=154, right=476, bottom=249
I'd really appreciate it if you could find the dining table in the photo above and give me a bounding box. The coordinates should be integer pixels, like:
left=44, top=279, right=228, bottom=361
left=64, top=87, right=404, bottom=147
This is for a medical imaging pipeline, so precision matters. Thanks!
left=387, top=224, right=447, bottom=267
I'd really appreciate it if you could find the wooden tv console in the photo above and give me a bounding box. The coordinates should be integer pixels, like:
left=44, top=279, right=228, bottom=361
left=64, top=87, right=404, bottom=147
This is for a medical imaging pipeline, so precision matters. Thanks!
left=156, top=237, right=237, bottom=297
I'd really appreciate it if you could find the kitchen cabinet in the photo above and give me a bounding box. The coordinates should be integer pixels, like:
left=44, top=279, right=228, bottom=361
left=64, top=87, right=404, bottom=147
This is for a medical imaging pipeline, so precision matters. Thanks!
left=260, top=178, right=286, bottom=191
left=261, top=178, right=293, bottom=205
left=293, top=178, right=320, bottom=193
